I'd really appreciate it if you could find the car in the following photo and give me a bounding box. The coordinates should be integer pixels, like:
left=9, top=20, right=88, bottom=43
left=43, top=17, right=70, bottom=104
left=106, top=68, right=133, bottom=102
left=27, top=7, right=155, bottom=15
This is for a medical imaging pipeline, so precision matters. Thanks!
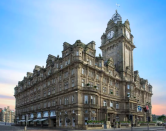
left=163, top=123, right=166, bottom=126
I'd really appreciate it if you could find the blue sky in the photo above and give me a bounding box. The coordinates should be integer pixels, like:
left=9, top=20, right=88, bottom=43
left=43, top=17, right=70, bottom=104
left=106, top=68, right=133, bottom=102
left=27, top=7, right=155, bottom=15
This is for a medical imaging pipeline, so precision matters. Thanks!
left=0, top=0, right=166, bottom=114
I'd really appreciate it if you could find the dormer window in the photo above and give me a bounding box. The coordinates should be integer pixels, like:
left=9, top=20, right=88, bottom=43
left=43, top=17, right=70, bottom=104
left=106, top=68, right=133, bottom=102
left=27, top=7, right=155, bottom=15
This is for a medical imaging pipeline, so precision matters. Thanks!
left=76, top=51, right=79, bottom=56
left=99, top=63, right=102, bottom=67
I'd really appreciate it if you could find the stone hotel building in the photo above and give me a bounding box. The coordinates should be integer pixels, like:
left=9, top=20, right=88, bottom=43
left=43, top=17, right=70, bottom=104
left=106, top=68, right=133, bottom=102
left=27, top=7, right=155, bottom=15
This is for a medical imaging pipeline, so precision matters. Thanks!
left=14, top=11, right=153, bottom=129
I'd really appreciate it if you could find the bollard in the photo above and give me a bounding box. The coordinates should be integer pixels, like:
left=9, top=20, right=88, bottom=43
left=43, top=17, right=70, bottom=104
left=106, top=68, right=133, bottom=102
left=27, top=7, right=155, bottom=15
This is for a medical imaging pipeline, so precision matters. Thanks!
left=24, top=126, right=27, bottom=131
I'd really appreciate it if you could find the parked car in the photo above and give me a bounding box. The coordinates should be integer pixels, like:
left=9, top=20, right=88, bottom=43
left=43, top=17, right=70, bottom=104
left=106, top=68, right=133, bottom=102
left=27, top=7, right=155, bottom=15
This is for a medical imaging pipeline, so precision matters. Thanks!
left=162, top=123, right=166, bottom=126
left=156, top=121, right=163, bottom=126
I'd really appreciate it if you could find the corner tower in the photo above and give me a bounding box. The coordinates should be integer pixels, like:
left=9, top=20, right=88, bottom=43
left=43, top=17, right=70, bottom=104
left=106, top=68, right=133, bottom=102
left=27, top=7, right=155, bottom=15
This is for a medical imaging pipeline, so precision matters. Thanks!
left=100, top=10, right=136, bottom=75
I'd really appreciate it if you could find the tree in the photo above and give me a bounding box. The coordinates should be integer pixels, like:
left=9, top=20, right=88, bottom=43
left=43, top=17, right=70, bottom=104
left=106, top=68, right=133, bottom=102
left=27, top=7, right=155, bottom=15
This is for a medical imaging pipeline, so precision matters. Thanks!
left=157, top=115, right=166, bottom=122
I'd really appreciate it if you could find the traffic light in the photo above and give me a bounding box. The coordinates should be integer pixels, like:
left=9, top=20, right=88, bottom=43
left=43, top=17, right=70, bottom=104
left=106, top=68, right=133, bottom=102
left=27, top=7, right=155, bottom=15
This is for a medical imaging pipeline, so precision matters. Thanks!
left=130, top=115, right=133, bottom=121
left=143, top=107, right=147, bottom=112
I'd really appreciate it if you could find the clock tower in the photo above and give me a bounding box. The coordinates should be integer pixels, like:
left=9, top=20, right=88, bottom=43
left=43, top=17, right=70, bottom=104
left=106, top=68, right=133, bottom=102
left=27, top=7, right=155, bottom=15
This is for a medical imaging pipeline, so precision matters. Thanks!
left=100, top=10, right=136, bottom=77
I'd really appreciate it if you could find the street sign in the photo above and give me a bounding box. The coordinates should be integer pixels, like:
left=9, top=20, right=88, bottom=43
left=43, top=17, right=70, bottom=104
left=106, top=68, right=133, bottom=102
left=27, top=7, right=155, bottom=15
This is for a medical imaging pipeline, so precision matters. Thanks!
left=137, top=106, right=142, bottom=112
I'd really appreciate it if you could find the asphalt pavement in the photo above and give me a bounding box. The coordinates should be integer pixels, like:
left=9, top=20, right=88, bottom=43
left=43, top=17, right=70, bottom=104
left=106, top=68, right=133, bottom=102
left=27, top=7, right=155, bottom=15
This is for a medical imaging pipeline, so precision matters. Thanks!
left=0, top=123, right=165, bottom=131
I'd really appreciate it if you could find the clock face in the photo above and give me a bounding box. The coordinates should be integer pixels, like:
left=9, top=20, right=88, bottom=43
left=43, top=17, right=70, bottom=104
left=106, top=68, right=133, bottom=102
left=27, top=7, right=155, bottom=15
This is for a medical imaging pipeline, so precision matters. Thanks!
left=126, top=30, right=130, bottom=39
left=107, top=31, right=114, bottom=39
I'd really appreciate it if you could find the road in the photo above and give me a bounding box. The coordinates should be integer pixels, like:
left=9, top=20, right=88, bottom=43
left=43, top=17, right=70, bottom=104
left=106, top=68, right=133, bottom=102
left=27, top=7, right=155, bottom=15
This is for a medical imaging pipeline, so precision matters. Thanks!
left=0, top=123, right=165, bottom=131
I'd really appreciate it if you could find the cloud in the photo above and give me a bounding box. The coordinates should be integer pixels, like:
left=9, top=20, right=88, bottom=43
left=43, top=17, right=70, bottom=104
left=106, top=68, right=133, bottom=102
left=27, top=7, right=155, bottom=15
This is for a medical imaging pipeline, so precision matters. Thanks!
left=0, top=94, right=15, bottom=100
left=0, top=69, right=25, bottom=85
left=0, top=83, right=15, bottom=96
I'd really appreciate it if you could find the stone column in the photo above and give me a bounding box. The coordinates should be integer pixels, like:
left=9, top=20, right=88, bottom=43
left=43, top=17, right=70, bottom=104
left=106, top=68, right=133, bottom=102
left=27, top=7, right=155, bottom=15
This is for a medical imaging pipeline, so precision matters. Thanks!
left=48, top=118, right=53, bottom=127
left=62, top=113, right=65, bottom=127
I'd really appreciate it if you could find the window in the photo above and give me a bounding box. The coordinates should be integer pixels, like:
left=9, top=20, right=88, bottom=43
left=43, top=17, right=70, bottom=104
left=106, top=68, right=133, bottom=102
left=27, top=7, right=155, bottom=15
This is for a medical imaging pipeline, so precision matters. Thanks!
left=48, top=81, right=50, bottom=86
left=56, top=64, right=58, bottom=68
left=82, top=68, right=84, bottom=74
left=65, top=61, right=67, bottom=66
left=127, top=92, right=130, bottom=97
left=59, top=75, right=61, bottom=81
left=66, top=98, right=69, bottom=105
left=103, top=87, right=106, bottom=93
left=44, top=91, right=46, bottom=97
left=76, top=51, right=79, bottom=56
left=96, top=74, right=99, bottom=80
left=116, top=103, right=119, bottom=109
left=60, top=64, right=63, bottom=69
left=91, top=96, right=96, bottom=104
left=72, top=79, right=74, bottom=87
left=96, top=84, right=99, bottom=90
left=52, top=87, right=55, bottom=94
left=99, top=63, right=102, bottom=67
left=52, top=100, right=55, bottom=106
left=125, top=103, right=129, bottom=109
left=60, top=99, right=61, bottom=105
left=89, top=82, right=93, bottom=87
left=110, top=102, right=113, bottom=107
left=110, top=89, right=113, bottom=94
left=110, top=80, right=112, bottom=86
left=68, top=59, right=70, bottom=64
left=65, top=98, right=67, bottom=105
left=92, top=110, right=96, bottom=114
left=48, top=89, right=50, bottom=95
left=48, top=70, right=51, bottom=75
left=72, top=95, right=74, bottom=103
left=84, top=95, right=88, bottom=104
left=109, top=70, right=113, bottom=75
left=65, top=72, right=68, bottom=78
left=71, top=69, right=74, bottom=75
left=127, top=85, right=130, bottom=89
left=48, top=102, right=50, bottom=107
left=43, top=111, right=48, bottom=117
left=44, top=103, right=47, bottom=108
left=82, top=79, right=85, bottom=87
left=59, top=85, right=61, bottom=91
left=116, top=91, right=119, bottom=96
left=89, top=60, right=92, bottom=65
left=50, top=111, right=56, bottom=117
left=103, top=100, right=107, bottom=106
left=66, top=82, right=68, bottom=89
left=64, top=83, right=66, bottom=89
